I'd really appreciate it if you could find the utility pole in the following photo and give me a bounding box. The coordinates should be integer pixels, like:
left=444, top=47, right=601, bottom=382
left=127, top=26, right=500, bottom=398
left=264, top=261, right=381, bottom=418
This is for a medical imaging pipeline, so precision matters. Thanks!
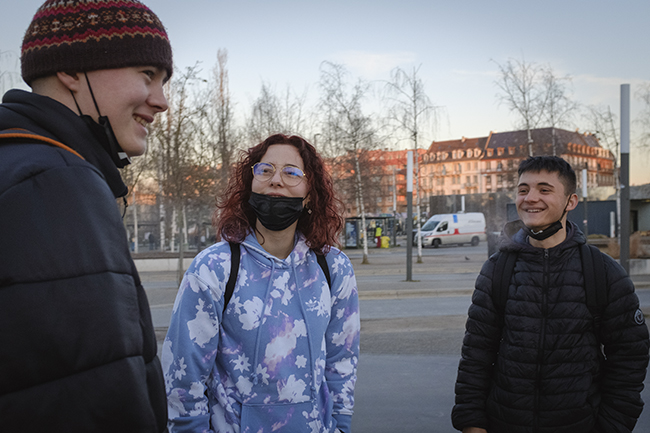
left=392, top=167, right=398, bottom=247
left=620, top=84, right=630, bottom=274
left=406, top=151, right=413, bottom=281
left=582, top=168, right=588, bottom=239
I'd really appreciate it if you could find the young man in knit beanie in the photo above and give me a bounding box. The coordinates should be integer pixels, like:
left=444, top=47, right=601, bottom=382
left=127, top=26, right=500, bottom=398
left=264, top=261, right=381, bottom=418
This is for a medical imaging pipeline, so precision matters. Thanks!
left=0, top=1, right=173, bottom=431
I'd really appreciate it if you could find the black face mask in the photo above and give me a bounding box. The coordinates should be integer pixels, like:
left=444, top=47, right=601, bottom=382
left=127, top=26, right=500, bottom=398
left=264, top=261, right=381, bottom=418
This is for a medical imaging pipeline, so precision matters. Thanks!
left=79, top=114, right=131, bottom=168
left=73, top=73, right=131, bottom=168
left=523, top=220, right=563, bottom=240
left=248, top=192, right=304, bottom=231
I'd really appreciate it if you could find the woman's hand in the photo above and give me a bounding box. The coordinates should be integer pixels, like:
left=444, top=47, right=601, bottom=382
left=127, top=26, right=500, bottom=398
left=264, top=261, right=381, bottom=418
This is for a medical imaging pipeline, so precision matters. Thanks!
left=462, top=428, right=487, bottom=433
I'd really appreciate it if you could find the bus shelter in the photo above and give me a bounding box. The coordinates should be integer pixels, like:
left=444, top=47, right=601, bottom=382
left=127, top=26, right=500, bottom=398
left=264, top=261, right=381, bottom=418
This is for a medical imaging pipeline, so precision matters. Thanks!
left=344, top=216, right=398, bottom=249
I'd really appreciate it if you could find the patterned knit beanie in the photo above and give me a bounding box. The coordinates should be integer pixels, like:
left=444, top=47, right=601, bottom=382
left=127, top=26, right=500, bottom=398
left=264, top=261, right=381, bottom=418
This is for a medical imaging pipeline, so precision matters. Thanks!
left=21, top=0, right=173, bottom=85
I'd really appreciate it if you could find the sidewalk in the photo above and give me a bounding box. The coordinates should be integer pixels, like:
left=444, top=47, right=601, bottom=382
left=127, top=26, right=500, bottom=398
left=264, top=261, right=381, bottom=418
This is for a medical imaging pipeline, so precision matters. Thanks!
left=140, top=244, right=650, bottom=303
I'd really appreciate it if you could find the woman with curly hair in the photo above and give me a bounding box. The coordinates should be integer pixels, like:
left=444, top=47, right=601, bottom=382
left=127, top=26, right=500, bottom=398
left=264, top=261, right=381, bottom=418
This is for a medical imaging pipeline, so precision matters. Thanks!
left=163, top=134, right=360, bottom=433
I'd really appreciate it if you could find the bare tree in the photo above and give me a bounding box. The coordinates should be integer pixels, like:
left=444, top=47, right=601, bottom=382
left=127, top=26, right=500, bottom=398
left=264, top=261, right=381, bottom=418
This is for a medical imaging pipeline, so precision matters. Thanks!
left=0, top=50, right=21, bottom=94
left=542, top=68, right=578, bottom=155
left=494, top=56, right=549, bottom=156
left=495, top=56, right=580, bottom=157
left=246, top=82, right=308, bottom=143
left=318, top=61, right=380, bottom=264
left=582, top=104, right=620, bottom=229
left=197, top=49, right=240, bottom=195
left=120, top=151, right=151, bottom=254
left=148, top=65, right=207, bottom=283
left=582, top=105, right=619, bottom=162
left=636, top=83, right=650, bottom=149
left=384, top=65, right=441, bottom=263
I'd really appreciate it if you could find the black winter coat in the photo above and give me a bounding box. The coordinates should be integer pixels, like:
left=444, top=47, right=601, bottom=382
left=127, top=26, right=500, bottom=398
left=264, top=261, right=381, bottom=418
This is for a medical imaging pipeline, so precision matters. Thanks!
left=452, top=221, right=649, bottom=433
left=0, top=90, right=167, bottom=432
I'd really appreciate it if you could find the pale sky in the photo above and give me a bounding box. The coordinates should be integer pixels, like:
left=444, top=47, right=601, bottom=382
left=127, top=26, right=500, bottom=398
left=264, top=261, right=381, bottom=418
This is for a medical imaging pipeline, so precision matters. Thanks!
left=2, top=0, right=649, bottom=183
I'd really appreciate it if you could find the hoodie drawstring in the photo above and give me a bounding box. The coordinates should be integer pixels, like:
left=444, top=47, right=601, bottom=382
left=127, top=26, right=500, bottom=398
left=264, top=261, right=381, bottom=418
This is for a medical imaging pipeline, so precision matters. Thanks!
left=250, top=259, right=276, bottom=385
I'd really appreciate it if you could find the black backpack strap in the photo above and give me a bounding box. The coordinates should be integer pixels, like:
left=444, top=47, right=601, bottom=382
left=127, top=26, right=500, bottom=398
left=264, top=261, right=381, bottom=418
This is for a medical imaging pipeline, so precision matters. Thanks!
left=492, top=251, right=518, bottom=322
left=581, top=243, right=607, bottom=338
left=224, top=242, right=241, bottom=313
left=223, top=244, right=330, bottom=314
left=315, top=252, right=331, bottom=289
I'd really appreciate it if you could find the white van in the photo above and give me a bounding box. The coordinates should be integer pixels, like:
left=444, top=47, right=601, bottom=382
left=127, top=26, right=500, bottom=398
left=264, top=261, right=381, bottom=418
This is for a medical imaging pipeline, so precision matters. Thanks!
left=414, top=212, right=486, bottom=247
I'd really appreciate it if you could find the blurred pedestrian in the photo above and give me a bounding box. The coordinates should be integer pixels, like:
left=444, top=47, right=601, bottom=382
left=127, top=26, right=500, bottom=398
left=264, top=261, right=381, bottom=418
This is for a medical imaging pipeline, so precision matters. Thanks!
left=163, top=134, right=360, bottom=433
left=0, top=1, right=173, bottom=431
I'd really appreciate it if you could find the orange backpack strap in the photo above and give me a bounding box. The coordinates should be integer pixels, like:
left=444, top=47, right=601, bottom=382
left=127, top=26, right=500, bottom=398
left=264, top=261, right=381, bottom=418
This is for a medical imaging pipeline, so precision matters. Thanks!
left=0, top=128, right=84, bottom=160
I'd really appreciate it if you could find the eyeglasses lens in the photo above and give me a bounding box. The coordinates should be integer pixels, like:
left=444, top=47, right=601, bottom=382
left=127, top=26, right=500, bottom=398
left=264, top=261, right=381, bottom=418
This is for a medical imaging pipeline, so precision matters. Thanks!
left=253, top=163, right=304, bottom=186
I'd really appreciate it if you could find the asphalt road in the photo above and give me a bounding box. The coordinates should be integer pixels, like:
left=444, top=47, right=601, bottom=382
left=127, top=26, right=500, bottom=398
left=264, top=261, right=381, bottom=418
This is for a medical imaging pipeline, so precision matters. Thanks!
left=142, top=242, right=650, bottom=432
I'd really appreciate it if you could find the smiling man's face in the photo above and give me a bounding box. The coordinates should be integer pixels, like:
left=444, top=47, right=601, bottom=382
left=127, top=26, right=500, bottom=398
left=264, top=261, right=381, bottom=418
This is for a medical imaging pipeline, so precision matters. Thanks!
left=516, top=169, right=574, bottom=231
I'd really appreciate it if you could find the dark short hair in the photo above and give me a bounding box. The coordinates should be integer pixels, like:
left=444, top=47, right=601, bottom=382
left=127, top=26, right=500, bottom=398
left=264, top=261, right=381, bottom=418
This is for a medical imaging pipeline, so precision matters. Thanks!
left=214, top=134, right=343, bottom=252
left=518, top=156, right=577, bottom=196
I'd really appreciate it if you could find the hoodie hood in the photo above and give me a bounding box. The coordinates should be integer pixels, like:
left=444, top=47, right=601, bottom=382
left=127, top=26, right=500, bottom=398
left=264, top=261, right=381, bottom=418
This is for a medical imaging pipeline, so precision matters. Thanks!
left=240, top=231, right=311, bottom=269
left=499, top=219, right=586, bottom=255
left=0, top=89, right=128, bottom=197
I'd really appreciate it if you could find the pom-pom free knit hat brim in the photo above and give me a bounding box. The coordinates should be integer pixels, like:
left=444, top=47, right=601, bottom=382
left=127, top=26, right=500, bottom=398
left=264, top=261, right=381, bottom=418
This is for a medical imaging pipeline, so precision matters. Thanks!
left=21, top=0, right=173, bottom=85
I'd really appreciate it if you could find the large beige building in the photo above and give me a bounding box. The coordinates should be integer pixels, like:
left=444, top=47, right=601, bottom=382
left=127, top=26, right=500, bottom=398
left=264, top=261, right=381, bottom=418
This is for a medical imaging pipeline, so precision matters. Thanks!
left=331, top=127, right=617, bottom=217
left=420, top=127, right=616, bottom=199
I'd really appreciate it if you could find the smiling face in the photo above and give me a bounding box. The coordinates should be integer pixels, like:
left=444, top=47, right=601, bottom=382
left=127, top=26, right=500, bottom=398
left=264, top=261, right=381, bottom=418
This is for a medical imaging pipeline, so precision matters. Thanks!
left=251, top=144, right=309, bottom=201
left=79, top=66, right=169, bottom=157
left=516, top=169, right=578, bottom=231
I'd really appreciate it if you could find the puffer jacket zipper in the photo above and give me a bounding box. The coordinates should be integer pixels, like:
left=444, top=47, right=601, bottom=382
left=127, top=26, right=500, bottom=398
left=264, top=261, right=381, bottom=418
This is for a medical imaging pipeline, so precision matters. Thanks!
left=533, top=248, right=550, bottom=432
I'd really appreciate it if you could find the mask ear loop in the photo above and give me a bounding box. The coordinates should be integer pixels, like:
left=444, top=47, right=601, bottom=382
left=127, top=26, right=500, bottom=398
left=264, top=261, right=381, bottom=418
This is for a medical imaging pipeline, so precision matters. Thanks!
left=84, top=72, right=104, bottom=118
left=69, top=90, right=83, bottom=116
left=559, top=196, right=573, bottom=221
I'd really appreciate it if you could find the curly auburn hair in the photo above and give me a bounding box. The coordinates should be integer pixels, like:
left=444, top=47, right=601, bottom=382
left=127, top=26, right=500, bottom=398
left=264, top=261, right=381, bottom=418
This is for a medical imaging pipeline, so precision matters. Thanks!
left=213, top=134, right=343, bottom=253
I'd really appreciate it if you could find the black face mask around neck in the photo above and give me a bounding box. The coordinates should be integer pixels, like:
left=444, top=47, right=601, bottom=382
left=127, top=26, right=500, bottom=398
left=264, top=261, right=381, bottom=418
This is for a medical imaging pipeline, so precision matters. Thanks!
left=248, top=192, right=304, bottom=231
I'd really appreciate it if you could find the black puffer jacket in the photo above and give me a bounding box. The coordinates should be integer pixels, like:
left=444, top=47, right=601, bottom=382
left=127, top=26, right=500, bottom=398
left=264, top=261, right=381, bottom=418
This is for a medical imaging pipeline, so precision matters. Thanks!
left=452, top=221, right=649, bottom=433
left=0, top=90, right=167, bottom=432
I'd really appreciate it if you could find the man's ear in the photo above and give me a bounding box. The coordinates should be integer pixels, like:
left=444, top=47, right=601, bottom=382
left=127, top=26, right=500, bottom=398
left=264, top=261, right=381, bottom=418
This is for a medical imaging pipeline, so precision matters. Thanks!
left=56, top=71, right=82, bottom=92
left=565, top=193, right=579, bottom=212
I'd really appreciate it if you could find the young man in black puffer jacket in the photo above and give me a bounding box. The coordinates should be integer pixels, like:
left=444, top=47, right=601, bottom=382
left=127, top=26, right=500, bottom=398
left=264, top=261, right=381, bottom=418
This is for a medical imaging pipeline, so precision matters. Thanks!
left=452, top=156, right=649, bottom=433
left=0, top=1, right=173, bottom=431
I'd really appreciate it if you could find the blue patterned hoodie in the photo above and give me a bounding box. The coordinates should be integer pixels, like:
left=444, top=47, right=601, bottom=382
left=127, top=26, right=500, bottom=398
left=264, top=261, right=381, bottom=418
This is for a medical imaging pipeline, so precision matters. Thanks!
left=162, top=232, right=360, bottom=433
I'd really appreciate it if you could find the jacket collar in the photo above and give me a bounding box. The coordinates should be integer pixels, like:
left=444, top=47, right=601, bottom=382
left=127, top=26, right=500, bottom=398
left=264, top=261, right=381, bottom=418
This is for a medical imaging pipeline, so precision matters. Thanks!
left=499, top=219, right=585, bottom=254
left=241, top=231, right=310, bottom=267
left=0, top=89, right=128, bottom=198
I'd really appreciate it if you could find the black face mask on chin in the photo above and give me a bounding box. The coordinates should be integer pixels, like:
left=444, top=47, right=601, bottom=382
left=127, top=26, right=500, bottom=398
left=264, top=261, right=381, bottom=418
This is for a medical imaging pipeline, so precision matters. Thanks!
left=523, top=220, right=563, bottom=241
left=248, top=192, right=304, bottom=232
left=79, top=114, right=131, bottom=168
